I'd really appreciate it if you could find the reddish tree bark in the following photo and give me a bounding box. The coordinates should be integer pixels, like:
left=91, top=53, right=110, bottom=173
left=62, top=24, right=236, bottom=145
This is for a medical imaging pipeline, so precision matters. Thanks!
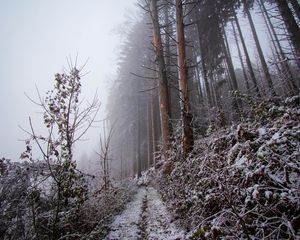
left=149, top=0, right=172, bottom=156
left=176, top=0, right=194, bottom=156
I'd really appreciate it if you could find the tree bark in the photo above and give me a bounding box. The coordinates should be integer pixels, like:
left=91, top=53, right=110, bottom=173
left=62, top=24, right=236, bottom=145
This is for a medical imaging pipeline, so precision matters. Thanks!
left=276, top=0, right=300, bottom=63
left=176, top=0, right=194, bottom=156
left=149, top=0, right=172, bottom=155
left=289, top=0, right=300, bottom=22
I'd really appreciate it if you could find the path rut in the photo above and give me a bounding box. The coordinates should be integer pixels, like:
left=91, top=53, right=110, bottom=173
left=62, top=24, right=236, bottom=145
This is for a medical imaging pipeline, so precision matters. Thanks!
left=105, top=187, right=185, bottom=240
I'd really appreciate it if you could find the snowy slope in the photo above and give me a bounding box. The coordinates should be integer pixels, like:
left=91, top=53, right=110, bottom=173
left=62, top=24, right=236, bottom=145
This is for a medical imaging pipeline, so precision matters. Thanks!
left=157, top=95, right=300, bottom=239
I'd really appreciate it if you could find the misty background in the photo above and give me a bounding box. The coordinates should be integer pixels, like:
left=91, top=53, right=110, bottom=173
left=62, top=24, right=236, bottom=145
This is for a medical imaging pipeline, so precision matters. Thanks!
left=0, top=0, right=272, bottom=163
left=0, top=0, right=137, bottom=161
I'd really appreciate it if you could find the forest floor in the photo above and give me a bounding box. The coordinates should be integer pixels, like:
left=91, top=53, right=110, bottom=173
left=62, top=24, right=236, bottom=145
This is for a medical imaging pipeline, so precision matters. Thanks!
left=104, top=186, right=185, bottom=240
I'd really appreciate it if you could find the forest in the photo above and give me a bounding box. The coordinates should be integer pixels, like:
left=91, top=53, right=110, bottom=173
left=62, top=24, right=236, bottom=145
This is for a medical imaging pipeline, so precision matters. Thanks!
left=1, top=0, right=300, bottom=239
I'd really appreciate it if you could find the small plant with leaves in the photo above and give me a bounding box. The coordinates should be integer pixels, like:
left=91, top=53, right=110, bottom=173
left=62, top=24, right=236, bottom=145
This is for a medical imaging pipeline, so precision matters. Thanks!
left=21, top=62, right=100, bottom=239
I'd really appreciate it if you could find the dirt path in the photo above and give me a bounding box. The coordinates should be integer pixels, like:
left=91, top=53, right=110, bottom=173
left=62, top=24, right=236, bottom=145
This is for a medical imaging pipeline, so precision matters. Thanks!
left=105, top=187, right=185, bottom=240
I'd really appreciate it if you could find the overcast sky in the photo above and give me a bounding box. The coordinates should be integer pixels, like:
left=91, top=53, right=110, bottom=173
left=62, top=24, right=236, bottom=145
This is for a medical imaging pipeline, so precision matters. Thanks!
left=0, top=0, right=138, bottom=161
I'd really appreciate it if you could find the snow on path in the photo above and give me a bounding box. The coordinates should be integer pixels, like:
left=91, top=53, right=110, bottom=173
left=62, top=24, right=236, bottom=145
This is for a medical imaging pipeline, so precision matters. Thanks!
left=105, top=186, right=185, bottom=240
left=104, top=187, right=147, bottom=240
left=146, top=187, right=186, bottom=240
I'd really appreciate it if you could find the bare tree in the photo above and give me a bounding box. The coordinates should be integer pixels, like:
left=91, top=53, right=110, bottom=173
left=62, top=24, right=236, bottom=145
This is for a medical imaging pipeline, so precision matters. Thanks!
left=96, top=120, right=114, bottom=191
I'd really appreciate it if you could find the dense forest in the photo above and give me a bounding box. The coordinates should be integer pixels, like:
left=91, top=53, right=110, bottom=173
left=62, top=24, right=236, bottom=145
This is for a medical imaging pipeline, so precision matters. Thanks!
left=107, top=0, right=300, bottom=180
left=1, top=0, right=300, bottom=239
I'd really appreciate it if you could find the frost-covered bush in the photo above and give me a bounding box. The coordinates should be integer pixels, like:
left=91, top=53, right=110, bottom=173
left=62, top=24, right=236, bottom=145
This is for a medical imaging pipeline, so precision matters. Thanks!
left=157, top=95, right=300, bottom=239
left=85, top=181, right=137, bottom=240
left=0, top=159, right=136, bottom=240
left=0, top=159, right=31, bottom=239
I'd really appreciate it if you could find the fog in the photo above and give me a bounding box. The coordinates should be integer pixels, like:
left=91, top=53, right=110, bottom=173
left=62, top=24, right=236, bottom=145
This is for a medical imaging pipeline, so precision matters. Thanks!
left=0, top=0, right=282, bottom=163
left=0, top=0, right=137, bottom=161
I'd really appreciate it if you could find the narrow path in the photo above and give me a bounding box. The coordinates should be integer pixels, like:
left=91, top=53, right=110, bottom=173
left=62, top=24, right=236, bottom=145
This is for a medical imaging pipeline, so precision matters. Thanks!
left=104, top=187, right=147, bottom=239
left=105, top=186, right=185, bottom=240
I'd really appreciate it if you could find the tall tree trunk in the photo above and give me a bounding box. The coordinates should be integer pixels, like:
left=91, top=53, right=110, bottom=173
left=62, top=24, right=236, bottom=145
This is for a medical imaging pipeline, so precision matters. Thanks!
left=222, top=21, right=239, bottom=93
left=125, top=142, right=128, bottom=178
left=276, top=0, right=300, bottom=63
left=191, top=50, right=204, bottom=107
left=194, top=10, right=213, bottom=108
left=176, top=0, right=194, bottom=156
left=221, top=21, right=241, bottom=117
left=243, top=0, right=276, bottom=95
left=259, top=0, right=298, bottom=94
left=233, top=8, right=261, bottom=96
left=231, top=20, right=250, bottom=93
left=208, top=71, right=217, bottom=108
left=151, top=90, right=157, bottom=168
left=214, top=72, right=227, bottom=127
left=149, top=0, right=172, bottom=155
left=137, top=99, right=141, bottom=178
left=164, top=5, right=173, bottom=118
left=120, top=144, right=123, bottom=182
left=289, top=0, right=300, bottom=21
left=199, top=39, right=213, bottom=109
left=132, top=130, right=136, bottom=176
left=194, top=56, right=204, bottom=102
left=259, top=0, right=282, bottom=63
left=147, top=92, right=153, bottom=168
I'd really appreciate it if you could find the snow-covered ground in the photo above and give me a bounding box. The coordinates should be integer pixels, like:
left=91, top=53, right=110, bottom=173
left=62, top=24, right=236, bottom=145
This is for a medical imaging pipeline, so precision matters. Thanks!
left=105, top=186, right=185, bottom=240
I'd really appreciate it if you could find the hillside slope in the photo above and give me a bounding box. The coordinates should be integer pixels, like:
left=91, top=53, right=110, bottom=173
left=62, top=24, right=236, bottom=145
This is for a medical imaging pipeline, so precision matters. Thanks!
left=156, top=96, right=300, bottom=239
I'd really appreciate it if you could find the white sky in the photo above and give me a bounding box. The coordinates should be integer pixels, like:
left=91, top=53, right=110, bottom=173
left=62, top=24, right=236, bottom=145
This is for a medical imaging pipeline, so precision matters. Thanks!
left=0, top=0, right=138, bottom=160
